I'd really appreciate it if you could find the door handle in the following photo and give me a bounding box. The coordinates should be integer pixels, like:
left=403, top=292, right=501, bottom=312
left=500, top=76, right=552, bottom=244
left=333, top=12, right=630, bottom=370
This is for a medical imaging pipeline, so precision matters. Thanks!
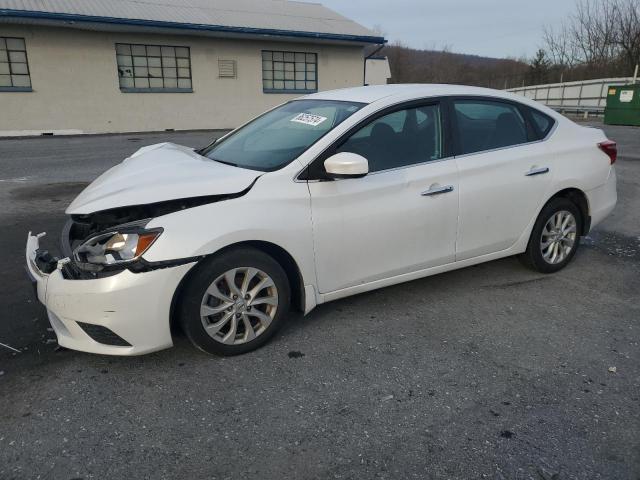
left=421, top=185, right=454, bottom=196
left=525, top=167, right=550, bottom=177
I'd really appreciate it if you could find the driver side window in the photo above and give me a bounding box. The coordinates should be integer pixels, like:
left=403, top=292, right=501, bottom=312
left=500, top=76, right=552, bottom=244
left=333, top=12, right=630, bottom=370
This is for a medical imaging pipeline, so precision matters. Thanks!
left=336, top=104, right=443, bottom=173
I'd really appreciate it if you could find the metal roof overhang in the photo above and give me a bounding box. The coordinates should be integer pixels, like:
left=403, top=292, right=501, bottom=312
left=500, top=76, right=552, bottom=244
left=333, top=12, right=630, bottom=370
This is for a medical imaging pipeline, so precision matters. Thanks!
left=0, top=9, right=386, bottom=46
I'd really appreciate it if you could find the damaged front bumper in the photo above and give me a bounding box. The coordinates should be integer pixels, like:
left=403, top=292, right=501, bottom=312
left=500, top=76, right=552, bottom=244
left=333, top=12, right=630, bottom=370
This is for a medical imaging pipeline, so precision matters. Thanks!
left=26, top=231, right=196, bottom=356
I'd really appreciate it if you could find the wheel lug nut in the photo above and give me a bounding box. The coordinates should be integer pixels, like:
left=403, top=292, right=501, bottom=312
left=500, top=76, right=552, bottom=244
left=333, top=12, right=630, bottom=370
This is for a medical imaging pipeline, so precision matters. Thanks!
left=247, top=306, right=252, bottom=311
left=235, top=313, right=241, bottom=318
left=232, top=295, right=238, bottom=300
left=245, top=294, right=250, bottom=300
left=227, top=306, right=233, bottom=312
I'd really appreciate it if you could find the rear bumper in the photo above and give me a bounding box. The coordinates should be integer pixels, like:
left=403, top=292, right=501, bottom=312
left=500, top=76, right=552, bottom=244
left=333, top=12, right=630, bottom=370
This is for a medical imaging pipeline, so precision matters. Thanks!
left=587, top=167, right=617, bottom=231
left=26, top=232, right=195, bottom=356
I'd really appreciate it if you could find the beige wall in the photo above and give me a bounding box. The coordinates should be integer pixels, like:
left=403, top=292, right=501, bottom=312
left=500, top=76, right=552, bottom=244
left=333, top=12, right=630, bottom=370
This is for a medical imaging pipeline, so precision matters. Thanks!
left=0, top=25, right=365, bottom=135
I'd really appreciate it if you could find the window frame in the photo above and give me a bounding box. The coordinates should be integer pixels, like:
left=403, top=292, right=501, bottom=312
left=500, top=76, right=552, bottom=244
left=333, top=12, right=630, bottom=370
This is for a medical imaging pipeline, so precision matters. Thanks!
left=0, top=36, right=32, bottom=92
left=261, top=50, right=318, bottom=94
left=300, top=97, right=453, bottom=181
left=115, top=42, right=193, bottom=93
left=447, top=96, right=548, bottom=158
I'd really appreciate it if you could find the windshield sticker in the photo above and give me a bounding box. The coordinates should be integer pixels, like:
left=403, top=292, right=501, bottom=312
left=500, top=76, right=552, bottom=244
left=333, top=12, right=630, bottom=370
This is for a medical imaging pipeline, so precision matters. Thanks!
left=290, top=113, right=327, bottom=127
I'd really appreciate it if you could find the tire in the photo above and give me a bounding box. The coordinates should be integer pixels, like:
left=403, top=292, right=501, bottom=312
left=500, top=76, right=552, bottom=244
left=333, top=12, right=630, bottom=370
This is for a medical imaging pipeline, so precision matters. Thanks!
left=520, top=197, right=583, bottom=274
left=178, top=247, right=291, bottom=356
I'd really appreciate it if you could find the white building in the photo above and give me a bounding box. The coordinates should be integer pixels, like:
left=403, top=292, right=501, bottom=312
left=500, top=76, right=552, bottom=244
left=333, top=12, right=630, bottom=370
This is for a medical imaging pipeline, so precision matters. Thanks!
left=0, top=0, right=385, bottom=135
left=365, top=56, right=391, bottom=85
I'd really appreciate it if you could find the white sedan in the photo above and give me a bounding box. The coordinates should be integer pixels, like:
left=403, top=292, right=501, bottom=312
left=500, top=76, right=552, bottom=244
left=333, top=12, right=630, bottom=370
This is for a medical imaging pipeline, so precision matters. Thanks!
left=26, top=84, right=618, bottom=356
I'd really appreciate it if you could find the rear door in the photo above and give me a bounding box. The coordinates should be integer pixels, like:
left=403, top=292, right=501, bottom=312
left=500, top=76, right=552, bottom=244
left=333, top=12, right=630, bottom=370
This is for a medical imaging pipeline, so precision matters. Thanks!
left=451, top=98, right=554, bottom=260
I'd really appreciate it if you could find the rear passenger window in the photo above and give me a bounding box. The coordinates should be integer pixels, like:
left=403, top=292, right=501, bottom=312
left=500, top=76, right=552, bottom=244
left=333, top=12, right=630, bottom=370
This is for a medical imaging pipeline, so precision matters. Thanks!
left=529, top=108, right=554, bottom=138
left=337, top=104, right=443, bottom=172
left=454, top=100, right=528, bottom=155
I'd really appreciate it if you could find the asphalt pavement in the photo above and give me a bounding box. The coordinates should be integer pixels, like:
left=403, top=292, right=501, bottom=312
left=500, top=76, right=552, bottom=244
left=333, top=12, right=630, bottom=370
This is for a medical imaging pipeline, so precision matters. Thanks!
left=0, top=122, right=638, bottom=479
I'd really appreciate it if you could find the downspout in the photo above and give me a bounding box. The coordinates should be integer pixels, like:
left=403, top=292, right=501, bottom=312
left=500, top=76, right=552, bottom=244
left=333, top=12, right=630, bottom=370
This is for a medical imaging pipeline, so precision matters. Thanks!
left=363, top=44, right=386, bottom=86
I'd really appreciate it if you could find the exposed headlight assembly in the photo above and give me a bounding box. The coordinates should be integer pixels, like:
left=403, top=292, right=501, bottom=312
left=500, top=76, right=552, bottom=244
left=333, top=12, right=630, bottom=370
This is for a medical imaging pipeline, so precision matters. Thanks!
left=73, top=228, right=162, bottom=271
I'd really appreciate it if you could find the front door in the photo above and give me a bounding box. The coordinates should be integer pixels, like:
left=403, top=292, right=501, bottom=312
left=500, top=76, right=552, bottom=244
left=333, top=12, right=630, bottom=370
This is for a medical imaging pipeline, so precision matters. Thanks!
left=307, top=102, right=459, bottom=293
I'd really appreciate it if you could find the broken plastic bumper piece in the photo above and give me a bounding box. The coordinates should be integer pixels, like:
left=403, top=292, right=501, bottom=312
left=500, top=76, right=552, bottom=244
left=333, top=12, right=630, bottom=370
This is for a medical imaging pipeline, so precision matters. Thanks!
left=25, top=231, right=195, bottom=356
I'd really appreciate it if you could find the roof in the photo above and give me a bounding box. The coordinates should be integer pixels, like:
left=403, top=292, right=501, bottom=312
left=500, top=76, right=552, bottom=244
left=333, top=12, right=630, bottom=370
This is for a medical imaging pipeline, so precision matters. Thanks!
left=0, top=0, right=385, bottom=44
left=304, top=84, right=564, bottom=116
left=303, top=84, right=491, bottom=103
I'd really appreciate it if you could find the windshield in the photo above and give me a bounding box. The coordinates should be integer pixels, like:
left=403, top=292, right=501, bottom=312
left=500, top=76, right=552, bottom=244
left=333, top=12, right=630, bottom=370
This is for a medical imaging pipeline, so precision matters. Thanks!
left=200, top=99, right=364, bottom=171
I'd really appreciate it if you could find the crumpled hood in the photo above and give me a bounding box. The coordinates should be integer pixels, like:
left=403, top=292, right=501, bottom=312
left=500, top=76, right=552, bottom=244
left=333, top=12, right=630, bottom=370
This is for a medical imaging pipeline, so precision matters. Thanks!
left=66, top=143, right=261, bottom=215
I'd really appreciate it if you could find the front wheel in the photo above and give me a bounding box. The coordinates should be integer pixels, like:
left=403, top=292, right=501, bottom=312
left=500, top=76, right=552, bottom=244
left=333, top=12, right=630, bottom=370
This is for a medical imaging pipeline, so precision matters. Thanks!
left=520, top=197, right=582, bottom=273
left=178, top=247, right=291, bottom=356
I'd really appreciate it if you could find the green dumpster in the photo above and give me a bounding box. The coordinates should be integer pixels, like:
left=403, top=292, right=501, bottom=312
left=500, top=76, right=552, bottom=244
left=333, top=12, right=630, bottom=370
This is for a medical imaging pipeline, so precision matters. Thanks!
left=604, top=84, right=640, bottom=126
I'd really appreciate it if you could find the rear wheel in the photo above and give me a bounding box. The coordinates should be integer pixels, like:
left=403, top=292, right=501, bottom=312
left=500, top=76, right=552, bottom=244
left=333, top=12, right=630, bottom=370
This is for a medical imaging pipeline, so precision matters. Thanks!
left=520, top=197, right=582, bottom=273
left=179, top=247, right=291, bottom=356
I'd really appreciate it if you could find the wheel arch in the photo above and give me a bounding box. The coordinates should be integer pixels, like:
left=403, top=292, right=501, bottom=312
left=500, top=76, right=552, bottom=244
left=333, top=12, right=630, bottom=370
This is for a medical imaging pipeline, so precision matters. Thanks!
left=546, top=187, right=590, bottom=235
left=169, top=240, right=306, bottom=332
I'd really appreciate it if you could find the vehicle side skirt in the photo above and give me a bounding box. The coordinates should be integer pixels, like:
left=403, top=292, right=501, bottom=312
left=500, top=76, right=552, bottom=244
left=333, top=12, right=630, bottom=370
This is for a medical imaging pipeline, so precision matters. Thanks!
left=318, top=242, right=528, bottom=304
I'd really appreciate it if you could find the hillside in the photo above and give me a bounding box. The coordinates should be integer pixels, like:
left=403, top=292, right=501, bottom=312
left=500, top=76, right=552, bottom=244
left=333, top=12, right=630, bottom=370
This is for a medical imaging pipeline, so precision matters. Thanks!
left=379, top=45, right=529, bottom=89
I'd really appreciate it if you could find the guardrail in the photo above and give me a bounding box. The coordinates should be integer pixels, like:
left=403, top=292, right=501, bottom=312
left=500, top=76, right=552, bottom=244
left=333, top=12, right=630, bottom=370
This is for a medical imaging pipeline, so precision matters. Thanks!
left=507, top=77, right=636, bottom=117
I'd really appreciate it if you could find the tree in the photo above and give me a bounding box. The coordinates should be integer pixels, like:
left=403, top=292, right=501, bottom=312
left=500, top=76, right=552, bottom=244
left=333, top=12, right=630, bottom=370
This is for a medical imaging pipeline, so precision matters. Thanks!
left=382, top=42, right=529, bottom=88
left=528, top=49, right=551, bottom=84
left=613, top=0, right=640, bottom=73
left=543, top=0, right=640, bottom=79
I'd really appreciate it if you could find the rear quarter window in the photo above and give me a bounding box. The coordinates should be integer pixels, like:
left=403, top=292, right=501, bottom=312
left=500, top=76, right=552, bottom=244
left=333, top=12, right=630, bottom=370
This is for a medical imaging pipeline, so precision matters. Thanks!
left=529, top=108, right=555, bottom=139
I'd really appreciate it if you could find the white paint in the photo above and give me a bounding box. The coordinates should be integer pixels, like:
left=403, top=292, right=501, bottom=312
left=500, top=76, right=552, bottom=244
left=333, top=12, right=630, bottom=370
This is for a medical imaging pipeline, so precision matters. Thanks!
left=310, top=157, right=458, bottom=293
left=26, top=84, right=618, bottom=356
left=66, top=142, right=261, bottom=214
left=455, top=141, right=554, bottom=260
left=0, top=342, right=21, bottom=353
left=323, top=152, right=368, bottom=177
left=26, top=232, right=194, bottom=355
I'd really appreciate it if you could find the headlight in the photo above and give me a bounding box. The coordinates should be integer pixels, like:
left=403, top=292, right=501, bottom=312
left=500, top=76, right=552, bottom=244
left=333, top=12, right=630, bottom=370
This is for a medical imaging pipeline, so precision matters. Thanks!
left=73, top=229, right=162, bottom=270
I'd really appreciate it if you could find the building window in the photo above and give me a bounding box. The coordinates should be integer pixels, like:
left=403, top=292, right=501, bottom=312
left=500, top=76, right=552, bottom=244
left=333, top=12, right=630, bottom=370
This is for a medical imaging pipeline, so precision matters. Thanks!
left=261, top=50, right=317, bottom=93
left=0, top=37, right=32, bottom=91
left=218, top=59, right=237, bottom=78
left=116, top=43, right=192, bottom=93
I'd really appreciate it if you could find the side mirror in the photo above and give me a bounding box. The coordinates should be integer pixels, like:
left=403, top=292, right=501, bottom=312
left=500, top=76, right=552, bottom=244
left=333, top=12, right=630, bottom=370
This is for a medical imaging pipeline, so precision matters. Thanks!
left=324, top=152, right=369, bottom=179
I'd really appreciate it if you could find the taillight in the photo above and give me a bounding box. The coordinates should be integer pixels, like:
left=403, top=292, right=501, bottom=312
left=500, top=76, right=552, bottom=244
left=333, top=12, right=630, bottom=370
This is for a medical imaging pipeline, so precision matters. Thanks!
left=598, top=140, right=617, bottom=164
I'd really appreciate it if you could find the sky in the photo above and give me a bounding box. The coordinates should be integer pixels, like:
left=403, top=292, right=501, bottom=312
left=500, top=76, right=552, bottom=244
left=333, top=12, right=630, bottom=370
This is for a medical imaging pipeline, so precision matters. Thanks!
left=310, top=0, right=579, bottom=60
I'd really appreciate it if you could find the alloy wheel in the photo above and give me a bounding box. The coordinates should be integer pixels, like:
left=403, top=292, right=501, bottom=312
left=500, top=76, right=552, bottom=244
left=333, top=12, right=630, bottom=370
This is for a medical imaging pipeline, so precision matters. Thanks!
left=540, top=210, right=577, bottom=264
left=200, top=267, right=278, bottom=345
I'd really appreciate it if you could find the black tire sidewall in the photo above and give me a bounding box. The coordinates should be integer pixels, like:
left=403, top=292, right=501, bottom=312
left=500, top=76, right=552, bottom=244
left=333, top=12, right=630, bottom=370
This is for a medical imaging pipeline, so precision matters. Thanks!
left=179, top=247, right=291, bottom=356
left=525, top=198, right=583, bottom=273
